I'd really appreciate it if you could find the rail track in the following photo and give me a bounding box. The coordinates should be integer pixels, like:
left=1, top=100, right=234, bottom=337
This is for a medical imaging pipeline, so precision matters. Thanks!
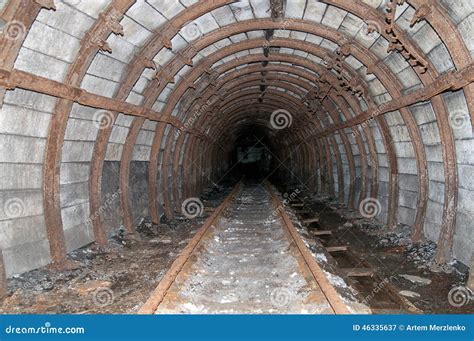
left=138, top=181, right=350, bottom=314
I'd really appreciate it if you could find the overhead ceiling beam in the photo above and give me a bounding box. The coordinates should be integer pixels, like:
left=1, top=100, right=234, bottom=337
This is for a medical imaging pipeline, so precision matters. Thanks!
left=310, top=64, right=474, bottom=139
left=0, top=68, right=185, bottom=129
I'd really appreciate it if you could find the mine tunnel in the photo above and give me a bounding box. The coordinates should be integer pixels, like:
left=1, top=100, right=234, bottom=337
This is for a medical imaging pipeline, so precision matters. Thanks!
left=0, top=0, right=473, bottom=314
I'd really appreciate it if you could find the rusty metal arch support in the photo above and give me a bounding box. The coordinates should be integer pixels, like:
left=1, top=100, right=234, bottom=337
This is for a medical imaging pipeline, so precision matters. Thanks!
left=216, top=84, right=359, bottom=209
left=160, top=87, right=316, bottom=219
left=88, top=0, right=234, bottom=246
left=169, top=59, right=374, bottom=210
left=43, top=1, right=135, bottom=266
left=321, top=0, right=460, bottom=263
left=197, top=67, right=377, bottom=210
left=208, top=108, right=340, bottom=197
left=151, top=39, right=399, bottom=227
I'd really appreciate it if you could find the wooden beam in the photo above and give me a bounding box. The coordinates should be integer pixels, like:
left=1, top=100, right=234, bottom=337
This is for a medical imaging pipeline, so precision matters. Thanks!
left=311, top=230, right=332, bottom=236
left=303, top=217, right=320, bottom=224
left=326, top=246, right=348, bottom=252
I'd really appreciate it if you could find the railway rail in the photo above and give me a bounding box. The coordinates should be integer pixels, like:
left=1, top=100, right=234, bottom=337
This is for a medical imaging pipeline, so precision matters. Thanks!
left=139, top=181, right=350, bottom=314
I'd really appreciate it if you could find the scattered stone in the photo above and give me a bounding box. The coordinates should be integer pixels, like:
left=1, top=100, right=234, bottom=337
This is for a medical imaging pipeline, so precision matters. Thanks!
left=399, top=290, right=420, bottom=298
left=429, top=262, right=454, bottom=274
left=399, top=274, right=432, bottom=285
left=150, top=237, right=172, bottom=244
left=407, top=241, right=437, bottom=267
left=343, top=222, right=353, bottom=228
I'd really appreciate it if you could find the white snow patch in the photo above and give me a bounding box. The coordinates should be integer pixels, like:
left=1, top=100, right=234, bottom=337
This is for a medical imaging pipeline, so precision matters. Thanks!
left=315, top=253, right=327, bottom=262
left=323, top=270, right=348, bottom=288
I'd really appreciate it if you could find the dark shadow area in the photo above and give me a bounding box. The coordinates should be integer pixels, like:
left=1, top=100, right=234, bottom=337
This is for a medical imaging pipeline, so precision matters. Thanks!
left=228, top=125, right=277, bottom=181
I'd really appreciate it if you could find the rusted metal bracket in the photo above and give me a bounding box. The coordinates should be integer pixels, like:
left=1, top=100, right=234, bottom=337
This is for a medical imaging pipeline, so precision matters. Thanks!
left=384, top=0, right=428, bottom=73
left=329, top=44, right=369, bottom=101
left=410, top=3, right=432, bottom=26
left=313, top=63, right=474, bottom=138
left=176, top=45, right=197, bottom=67
left=33, top=0, right=56, bottom=10
left=156, top=25, right=174, bottom=50
left=83, top=7, right=124, bottom=53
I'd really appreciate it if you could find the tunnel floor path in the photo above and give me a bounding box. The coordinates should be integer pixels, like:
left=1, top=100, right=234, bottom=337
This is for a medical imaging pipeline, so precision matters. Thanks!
left=154, top=184, right=333, bottom=314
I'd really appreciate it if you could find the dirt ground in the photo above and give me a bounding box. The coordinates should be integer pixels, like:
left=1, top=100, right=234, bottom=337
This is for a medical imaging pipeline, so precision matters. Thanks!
left=287, top=191, right=474, bottom=314
left=0, top=186, right=231, bottom=314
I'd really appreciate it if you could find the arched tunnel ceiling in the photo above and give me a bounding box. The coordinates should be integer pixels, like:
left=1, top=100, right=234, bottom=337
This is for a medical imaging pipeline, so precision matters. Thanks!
left=0, top=0, right=473, bottom=277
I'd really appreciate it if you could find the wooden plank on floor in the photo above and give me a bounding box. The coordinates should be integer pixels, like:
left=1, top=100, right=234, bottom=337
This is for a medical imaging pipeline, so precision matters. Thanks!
left=290, top=202, right=304, bottom=207
left=326, top=246, right=348, bottom=252
left=302, top=217, right=319, bottom=224
left=311, top=230, right=332, bottom=236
